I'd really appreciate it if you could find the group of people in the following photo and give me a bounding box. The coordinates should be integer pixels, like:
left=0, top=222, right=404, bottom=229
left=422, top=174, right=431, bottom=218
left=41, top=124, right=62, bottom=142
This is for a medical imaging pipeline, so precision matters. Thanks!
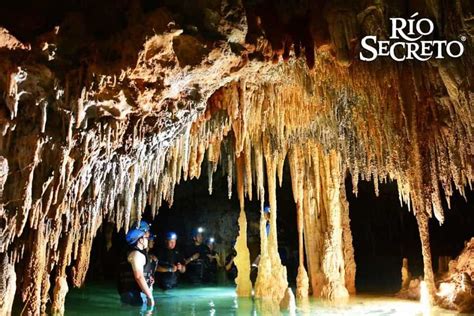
left=117, top=220, right=238, bottom=308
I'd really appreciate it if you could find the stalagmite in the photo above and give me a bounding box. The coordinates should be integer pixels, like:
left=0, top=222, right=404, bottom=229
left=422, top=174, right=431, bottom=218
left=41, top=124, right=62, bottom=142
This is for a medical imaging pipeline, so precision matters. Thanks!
left=295, top=144, right=355, bottom=300
left=51, top=234, right=74, bottom=315
left=340, top=181, right=356, bottom=295
left=295, top=197, right=310, bottom=299
left=255, top=134, right=288, bottom=302
left=234, top=156, right=252, bottom=297
left=21, top=225, right=46, bottom=315
left=416, top=211, right=436, bottom=300
left=401, top=258, right=411, bottom=291
left=318, top=150, right=349, bottom=302
left=436, top=238, right=474, bottom=313
left=288, top=147, right=309, bottom=299
left=279, top=287, right=297, bottom=315
left=51, top=276, right=68, bottom=316
left=234, top=209, right=252, bottom=297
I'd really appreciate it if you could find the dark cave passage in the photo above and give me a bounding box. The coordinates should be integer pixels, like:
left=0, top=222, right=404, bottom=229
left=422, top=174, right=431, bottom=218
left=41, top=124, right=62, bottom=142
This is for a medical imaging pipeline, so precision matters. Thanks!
left=86, top=164, right=299, bottom=287
left=346, top=178, right=423, bottom=294
left=347, top=177, right=474, bottom=294
left=86, top=170, right=473, bottom=297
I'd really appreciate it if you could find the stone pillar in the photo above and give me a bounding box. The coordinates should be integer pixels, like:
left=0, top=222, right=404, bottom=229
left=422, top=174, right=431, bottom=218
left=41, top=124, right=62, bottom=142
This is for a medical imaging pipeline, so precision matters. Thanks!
left=416, top=211, right=436, bottom=300
left=302, top=147, right=352, bottom=302
left=234, top=155, right=252, bottom=297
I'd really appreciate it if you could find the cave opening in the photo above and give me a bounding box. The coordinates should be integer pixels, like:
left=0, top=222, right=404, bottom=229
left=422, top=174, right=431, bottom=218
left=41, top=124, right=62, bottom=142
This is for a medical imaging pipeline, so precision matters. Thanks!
left=78, top=164, right=474, bottom=309
left=85, top=162, right=300, bottom=287
left=347, top=177, right=474, bottom=295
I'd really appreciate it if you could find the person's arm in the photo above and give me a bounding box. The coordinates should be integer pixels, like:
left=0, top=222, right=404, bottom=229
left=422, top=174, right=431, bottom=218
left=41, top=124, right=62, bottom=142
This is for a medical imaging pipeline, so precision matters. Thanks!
left=184, top=252, right=200, bottom=265
left=176, top=262, right=186, bottom=273
left=251, top=254, right=260, bottom=268
left=129, top=251, right=154, bottom=306
left=225, top=256, right=235, bottom=271
left=156, top=265, right=177, bottom=273
left=216, top=253, right=223, bottom=267
left=176, top=254, right=186, bottom=273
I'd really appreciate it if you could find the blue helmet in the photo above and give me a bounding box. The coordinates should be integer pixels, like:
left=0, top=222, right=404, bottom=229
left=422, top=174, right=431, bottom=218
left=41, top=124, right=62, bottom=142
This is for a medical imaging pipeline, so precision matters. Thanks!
left=132, top=220, right=151, bottom=233
left=126, top=228, right=146, bottom=246
left=191, top=227, right=204, bottom=237
left=166, top=231, right=177, bottom=240
left=264, top=206, right=271, bottom=213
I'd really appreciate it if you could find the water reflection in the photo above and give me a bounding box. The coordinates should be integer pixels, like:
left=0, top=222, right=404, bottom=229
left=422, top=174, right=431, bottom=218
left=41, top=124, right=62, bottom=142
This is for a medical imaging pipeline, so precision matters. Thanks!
left=65, top=283, right=462, bottom=315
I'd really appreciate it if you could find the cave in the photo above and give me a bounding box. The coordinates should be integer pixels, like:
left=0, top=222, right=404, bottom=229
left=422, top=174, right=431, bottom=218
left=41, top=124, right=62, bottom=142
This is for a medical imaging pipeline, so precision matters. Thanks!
left=0, top=0, right=473, bottom=315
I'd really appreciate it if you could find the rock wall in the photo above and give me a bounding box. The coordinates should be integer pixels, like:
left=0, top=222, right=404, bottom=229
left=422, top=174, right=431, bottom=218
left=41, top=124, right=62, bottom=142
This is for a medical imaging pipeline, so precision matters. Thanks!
left=436, top=238, right=474, bottom=313
left=0, top=0, right=472, bottom=314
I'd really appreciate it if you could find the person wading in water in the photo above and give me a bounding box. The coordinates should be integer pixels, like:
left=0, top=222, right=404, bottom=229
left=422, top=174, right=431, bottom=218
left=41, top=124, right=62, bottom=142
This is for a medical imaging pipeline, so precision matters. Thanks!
left=117, top=221, right=155, bottom=308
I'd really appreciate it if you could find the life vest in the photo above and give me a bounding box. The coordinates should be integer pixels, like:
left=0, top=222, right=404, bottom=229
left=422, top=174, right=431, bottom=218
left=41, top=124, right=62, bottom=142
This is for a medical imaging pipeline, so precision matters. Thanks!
left=117, top=247, right=153, bottom=293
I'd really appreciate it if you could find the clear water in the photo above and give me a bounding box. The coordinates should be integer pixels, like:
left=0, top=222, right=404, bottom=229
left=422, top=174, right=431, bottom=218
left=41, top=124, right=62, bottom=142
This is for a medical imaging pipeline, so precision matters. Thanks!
left=64, top=283, right=460, bottom=316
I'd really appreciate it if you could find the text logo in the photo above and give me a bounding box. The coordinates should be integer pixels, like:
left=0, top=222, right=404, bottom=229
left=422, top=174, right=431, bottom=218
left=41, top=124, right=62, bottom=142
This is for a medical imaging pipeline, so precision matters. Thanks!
left=360, top=13, right=465, bottom=61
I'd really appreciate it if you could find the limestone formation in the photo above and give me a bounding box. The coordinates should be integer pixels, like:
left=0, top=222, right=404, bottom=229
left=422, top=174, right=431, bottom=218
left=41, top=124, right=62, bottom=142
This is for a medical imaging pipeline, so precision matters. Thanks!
left=0, top=254, right=16, bottom=315
left=279, top=287, right=297, bottom=315
left=401, top=258, right=411, bottom=290
left=436, top=238, right=474, bottom=313
left=0, top=0, right=472, bottom=314
left=397, top=258, right=421, bottom=300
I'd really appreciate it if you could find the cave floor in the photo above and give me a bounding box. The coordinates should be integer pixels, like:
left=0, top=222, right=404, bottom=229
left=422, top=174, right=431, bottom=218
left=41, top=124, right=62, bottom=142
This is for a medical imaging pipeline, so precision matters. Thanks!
left=59, top=283, right=463, bottom=316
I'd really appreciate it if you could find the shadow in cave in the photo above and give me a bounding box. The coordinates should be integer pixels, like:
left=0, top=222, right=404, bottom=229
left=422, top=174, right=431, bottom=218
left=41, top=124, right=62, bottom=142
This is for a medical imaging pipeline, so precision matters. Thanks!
left=347, top=176, right=474, bottom=294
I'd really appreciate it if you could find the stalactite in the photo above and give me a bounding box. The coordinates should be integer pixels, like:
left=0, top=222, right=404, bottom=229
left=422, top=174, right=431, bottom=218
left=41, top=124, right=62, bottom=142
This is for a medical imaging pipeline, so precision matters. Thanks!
left=244, top=138, right=253, bottom=200
left=226, top=145, right=234, bottom=200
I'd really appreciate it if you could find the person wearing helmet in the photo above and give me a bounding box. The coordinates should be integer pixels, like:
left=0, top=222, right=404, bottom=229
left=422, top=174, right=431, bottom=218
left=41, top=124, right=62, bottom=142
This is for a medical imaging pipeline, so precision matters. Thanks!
left=250, top=206, right=271, bottom=274
left=131, top=220, right=158, bottom=287
left=155, top=231, right=186, bottom=290
left=225, top=242, right=238, bottom=282
left=132, top=220, right=158, bottom=285
left=263, top=206, right=271, bottom=236
left=204, top=237, right=220, bottom=283
left=184, top=227, right=210, bottom=284
left=117, top=222, right=155, bottom=307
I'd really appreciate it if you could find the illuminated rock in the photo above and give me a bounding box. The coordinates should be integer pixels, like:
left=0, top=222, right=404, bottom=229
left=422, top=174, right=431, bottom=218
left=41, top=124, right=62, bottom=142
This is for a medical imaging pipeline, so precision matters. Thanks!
left=436, top=238, right=474, bottom=313
left=280, top=287, right=296, bottom=315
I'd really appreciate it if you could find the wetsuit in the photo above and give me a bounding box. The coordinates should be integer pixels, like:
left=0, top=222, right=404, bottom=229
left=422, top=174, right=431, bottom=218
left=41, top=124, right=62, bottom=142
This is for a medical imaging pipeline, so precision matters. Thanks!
left=204, top=248, right=219, bottom=283
left=117, top=247, right=153, bottom=305
left=225, top=251, right=238, bottom=282
left=155, top=247, right=185, bottom=290
left=185, top=243, right=209, bottom=284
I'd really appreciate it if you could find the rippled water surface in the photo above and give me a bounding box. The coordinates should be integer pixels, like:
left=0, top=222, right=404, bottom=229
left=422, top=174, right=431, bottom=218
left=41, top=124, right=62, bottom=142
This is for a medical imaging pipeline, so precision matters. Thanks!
left=64, top=283, right=460, bottom=316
